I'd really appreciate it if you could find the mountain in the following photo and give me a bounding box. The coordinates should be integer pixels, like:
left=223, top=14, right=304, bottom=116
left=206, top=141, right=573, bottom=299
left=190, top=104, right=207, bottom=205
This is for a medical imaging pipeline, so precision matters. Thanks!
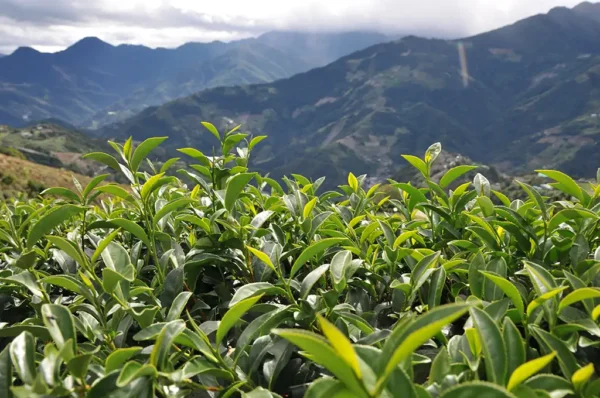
left=97, top=3, right=600, bottom=187
left=0, top=32, right=390, bottom=128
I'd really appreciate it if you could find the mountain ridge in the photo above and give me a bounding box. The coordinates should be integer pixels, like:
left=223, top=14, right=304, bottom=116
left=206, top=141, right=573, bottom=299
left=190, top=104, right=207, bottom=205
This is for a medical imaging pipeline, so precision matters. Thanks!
left=95, top=3, right=600, bottom=187
left=0, top=31, right=391, bottom=127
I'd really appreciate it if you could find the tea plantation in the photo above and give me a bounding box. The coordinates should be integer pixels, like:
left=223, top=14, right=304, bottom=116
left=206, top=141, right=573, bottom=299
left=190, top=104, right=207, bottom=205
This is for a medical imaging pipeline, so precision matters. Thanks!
left=0, top=123, right=599, bottom=397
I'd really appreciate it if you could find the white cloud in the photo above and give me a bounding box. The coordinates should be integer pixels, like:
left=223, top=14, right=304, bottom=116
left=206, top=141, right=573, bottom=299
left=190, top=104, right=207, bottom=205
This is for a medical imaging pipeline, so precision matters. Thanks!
left=0, top=0, right=585, bottom=53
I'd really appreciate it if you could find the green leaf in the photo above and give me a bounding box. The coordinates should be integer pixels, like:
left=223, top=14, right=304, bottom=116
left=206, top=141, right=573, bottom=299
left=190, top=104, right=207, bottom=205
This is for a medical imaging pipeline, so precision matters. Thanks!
left=117, top=361, right=157, bottom=387
left=246, top=246, right=276, bottom=272
left=503, top=318, right=525, bottom=378
left=330, top=250, right=352, bottom=292
left=440, top=165, right=478, bottom=188
left=217, top=294, right=263, bottom=345
left=201, top=121, right=221, bottom=141
left=317, top=315, right=361, bottom=378
left=301, top=264, right=330, bottom=299
left=140, top=172, right=165, bottom=200
left=536, top=169, right=584, bottom=203
left=26, top=205, right=85, bottom=249
left=229, top=283, right=285, bottom=307
left=572, top=363, right=595, bottom=391
left=440, top=381, right=517, bottom=398
left=470, top=307, right=507, bottom=386
left=41, top=275, right=86, bottom=296
left=507, top=352, right=556, bottom=391
left=166, top=292, right=193, bottom=322
left=273, top=328, right=365, bottom=395
left=9, top=332, right=36, bottom=385
left=377, top=303, right=470, bottom=393
left=96, top=185, right=132, bottom=201
left=429, top=347, right=451, bottom=385
left=105, top=347, right=143, bottom=373
left=150, top=320, right=186, bottom=370
left=225, top=173, right=255, bottom=212
left=130, top=137, right=167, bottom=172
left=82, top=174, right=110, bottom=198
left=402, top=155, right=428, bottom=178
left=248, top=135, right=267, bottom=151
left=13, top=251, right=37, bottom=270
left=46, top=235, right=86, bottom=266
left=290, top=238, right=346, bottom=279
left=41, top=187, right=80, bottom=202
left=41, top=304, right=76, bottom=354
left=0, top=271, right=43, bottom=297
left=480, top=271, right=524, bottom=316
left=515, top=181, right=547, bottom=220
left=67, top=353, right=93, bottom=380
left=153, top=197, right=194, bottom=226
left=526, top=286, right=568, bottom=318
left=558, top=288, right=600, bottom=312
left=83, top=152, right=121, bottom=171
left=0, top=345, right=12, bottom=398
left=529, top=326, right=578, bottom=378
left=99, top=218, right=151, bottom=248
left=304, top=197, right=318, bottom=219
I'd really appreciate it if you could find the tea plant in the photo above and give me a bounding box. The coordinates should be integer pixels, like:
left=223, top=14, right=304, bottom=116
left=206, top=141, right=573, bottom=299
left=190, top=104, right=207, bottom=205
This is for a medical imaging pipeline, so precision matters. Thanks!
left=0, top=123, right=599, bottom=397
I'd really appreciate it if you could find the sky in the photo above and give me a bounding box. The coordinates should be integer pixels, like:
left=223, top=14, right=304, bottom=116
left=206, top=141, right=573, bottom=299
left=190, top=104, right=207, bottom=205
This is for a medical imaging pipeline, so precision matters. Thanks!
left=0, top=0, right=588, bottom=54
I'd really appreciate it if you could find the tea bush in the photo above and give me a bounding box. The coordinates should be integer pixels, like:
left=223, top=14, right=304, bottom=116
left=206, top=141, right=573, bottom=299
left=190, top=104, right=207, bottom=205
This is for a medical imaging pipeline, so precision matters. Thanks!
left=0, top=123, right=599, bottom=397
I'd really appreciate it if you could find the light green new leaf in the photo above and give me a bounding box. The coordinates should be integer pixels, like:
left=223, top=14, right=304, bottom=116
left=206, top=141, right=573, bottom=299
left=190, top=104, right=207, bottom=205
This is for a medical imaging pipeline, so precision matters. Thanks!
left=507, top=352, right=556, bottom=390
left=290, top=238, right=346, bottom=279
left=130, top=137, right=168, bottom=172
left=217, top=294, right=263, bottom=345
left=558, top=288, right=600, bottom=312
left=246, top=246, right=276, bottom=271
left=273, top=328, right=365, bottom=395
left=41, top=187, right=80, bottom=202
left=536, top=169, right=584, bottom=203
left=440, top=165, right=478, bottom=189
left=201, top=121, right=221, bottom=141
left=26, top=205, right=85, bottom=249
left=526, top=286, right=568, bottom=318
left=317, top=315, right=362, bottom=378
left=140, top=172, right=165, bottom=200
left=402, top=155, right=428, bottom=178
left=572, top=363, right=595, bottom=391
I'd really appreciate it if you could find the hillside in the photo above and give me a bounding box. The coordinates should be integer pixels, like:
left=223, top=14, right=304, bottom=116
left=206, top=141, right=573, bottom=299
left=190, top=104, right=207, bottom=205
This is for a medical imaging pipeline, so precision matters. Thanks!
left=0, top=32, right=389, bottom=128
left=97, top=3, right=600, bottom=187
left=0, top=122, right=110, bottom=175
left=0, top=152, right=97, bottom=199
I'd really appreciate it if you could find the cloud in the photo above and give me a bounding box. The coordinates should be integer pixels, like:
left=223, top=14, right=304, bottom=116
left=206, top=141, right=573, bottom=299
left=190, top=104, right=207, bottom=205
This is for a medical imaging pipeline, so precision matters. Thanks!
left=0, top=0, right=585, bottom=53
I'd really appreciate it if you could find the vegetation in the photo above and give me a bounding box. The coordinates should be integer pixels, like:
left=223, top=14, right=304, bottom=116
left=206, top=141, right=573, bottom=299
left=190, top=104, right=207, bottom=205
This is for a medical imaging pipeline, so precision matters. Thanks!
left=1, top=123, right=599, bottom=397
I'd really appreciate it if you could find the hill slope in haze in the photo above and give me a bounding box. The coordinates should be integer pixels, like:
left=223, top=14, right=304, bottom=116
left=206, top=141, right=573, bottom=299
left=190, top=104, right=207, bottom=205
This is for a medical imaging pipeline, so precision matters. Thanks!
left=0, top=32, right=389, bottom=128
left=98, top=3, right=600, bottom=187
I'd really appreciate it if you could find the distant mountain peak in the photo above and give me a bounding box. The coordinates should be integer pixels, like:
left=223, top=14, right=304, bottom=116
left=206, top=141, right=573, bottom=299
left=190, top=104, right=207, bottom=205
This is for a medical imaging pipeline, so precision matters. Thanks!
left=68, top=37, right=113, bottom=51
left=11, top=46, right=41, bottom=56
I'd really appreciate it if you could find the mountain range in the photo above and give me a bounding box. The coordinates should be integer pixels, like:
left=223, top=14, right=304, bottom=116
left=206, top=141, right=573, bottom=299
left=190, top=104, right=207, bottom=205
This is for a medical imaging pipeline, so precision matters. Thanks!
left=0, top=32, right=389, bottom=128
left=93, top=2, right=600, bottom=187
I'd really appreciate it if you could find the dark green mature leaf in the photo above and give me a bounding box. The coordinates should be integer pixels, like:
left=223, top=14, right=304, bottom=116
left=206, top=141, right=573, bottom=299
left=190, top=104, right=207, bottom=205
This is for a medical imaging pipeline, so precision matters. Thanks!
left=150, top=320, right=186, bottom=370
left=440, top=382, right=517, bottom=397
left=470, top=307, right=507, bottom=386
left=503, top=318, right=525, bottom=378
left=301, top=264, right=330, bottom=299
left=41, top=304, right=77, bottom=354
left=83, top=152, right=121, bottom=171
left=217, top=294, right=263, bottom=345
left=9, top=332, right=36, bottom=385
left=0, top=345, right=11, bottom=398
left=290, top=238, right=346, bottom=279
left=26, top=205, right=85, bottom=249
left=130, top=137, right=168, bottom=172
left=225, top=173, right=255, bottom=212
